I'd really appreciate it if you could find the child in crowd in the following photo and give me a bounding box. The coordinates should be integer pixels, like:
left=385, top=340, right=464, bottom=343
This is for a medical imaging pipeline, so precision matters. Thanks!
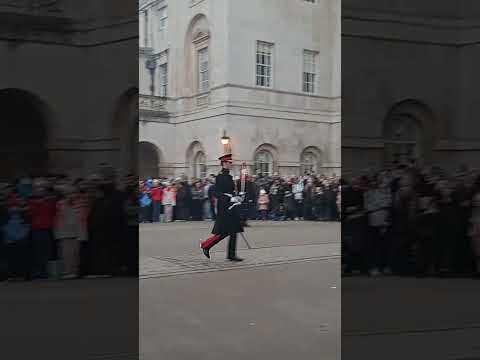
left=2, top=200, right=30, bottom=280
left=162, top=183, right=176, bottom=223
left=258, top=189, right=270, bottom=221
left=54, top=185, right=81, bottom=279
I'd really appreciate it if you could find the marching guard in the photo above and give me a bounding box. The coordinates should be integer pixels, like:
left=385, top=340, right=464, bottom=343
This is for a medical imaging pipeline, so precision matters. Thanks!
left=200, top=153, right=244, bottom=261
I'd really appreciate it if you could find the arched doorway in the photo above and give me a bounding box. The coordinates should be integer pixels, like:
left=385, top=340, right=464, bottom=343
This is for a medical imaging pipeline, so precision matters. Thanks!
left=113, top=88, right=138, bottom=178
left=139, top=141, right=161, bottom=180
left=0, top=89, right=50, bottom=180
left=383, top=100, right=435, bottom=167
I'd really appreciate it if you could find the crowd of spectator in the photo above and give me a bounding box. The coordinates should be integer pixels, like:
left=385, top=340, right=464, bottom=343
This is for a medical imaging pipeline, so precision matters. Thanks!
left=139, top=172, right=341, bottom=224
left=0, top=168, right=138, bottom=282
left=342, top=162, right=480, bottom=278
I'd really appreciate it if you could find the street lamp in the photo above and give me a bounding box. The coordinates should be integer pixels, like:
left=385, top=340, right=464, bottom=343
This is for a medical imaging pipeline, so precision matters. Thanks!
left=221, top=131, right=230, bottom=146
left=146, top=58, right=157, bottom=106
left=221, top=130, right=231, bottom=154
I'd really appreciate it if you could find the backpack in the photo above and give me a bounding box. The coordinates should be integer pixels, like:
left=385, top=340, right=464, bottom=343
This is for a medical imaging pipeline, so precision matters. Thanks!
left=140, top=193, right=152, bottom=207
left=3, top=212, right=30, bottom=243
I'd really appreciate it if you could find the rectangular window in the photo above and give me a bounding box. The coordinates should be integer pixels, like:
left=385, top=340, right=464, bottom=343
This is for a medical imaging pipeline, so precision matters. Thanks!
left=158, top=6, right=167, bottom=31
left=198, top=47, right=209, bottom=92
left=159, top=63, right=168, bottom=97
left=256, top=41, right=273, bottom=88
left=304, top=0, right=316, bottom=3
left=303, top=50, right=317, bottom=94
left=144, top=10, right=149, bottom=47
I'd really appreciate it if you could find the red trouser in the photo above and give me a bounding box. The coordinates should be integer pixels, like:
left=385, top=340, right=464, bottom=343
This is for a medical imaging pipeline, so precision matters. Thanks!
left=201, top=234, right=229, bottom=250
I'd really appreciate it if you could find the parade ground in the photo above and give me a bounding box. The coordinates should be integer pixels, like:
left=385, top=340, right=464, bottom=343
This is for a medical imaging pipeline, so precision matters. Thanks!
left=139, top=221, right=341, bottom=360
left=343, top=277, right=480, bottom=360
left=0, top=278, right=138, bottom=360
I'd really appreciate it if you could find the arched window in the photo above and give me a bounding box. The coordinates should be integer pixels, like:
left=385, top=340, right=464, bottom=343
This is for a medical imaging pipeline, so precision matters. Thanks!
left=300, top=147, right=321, bottom=176
left=185, top=14, right=211, bottom=96
left=383, top=99, right=435, bottom=167
left=254, top=150, right=274, bottom=176
left=301, top=151, right=317, bottom=175
left=193, top=151, right=207, bottom=179
left=384, top=114, right=422, bottom=165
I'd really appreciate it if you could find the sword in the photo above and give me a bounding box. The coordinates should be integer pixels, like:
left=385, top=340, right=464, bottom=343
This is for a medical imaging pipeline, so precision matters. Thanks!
left=224, top=193, right=242, bottom=210
left=241, top=162, right=246, bottom=197
left=237, top=166, right=253, bottom=249
left=240, top=232, right=252, bottom=249
left=228, top=201, right=242, bottom=211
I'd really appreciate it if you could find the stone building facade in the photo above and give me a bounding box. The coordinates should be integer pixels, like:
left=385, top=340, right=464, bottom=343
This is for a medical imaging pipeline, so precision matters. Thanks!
left=343, top=0, right=480, bottom=173
left=0, top=0, right=138, bottom=180
left=139, top=0, right=341, bottom=179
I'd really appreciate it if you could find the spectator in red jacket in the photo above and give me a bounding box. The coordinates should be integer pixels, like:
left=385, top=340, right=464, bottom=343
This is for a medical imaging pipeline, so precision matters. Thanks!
left=27, top=180, right=57, bottom=279
left=150, top=181, right=163, bottom=223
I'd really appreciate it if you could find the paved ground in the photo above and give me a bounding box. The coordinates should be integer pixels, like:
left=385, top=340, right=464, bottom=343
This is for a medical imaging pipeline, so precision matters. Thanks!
left=342, top=277, right=480, bottom=360
left=0, top=278, right=138, bottom=360
left=140, top=221, right=341, bottom=360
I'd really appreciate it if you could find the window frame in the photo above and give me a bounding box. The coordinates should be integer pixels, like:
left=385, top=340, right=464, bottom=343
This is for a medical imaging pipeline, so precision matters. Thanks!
left=256, top=41, right=274, bottom=88
left=303, top=50, right=318, bottom=94
left=158, top=6, right=168, bottom=31
left=197, top=46, right=210, bottom=93
left=254, top=149, right=274, bottom=176
left=144, top=10, right=149, bottom=47
left=301, top=151, right=318, bottom=175
left=158, top=62, right=168, bottom=97
left=193, top=151, right=207, bottom=179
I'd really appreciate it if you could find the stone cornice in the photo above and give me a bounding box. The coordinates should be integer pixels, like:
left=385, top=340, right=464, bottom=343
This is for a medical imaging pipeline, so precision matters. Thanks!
left=175, top=83, right=341, bottom=101
left=139, top=83, right=341, bottom=122
left=0, top=12, right=137, bottom=47
left=342, top=1, right=480, bottom=21
left=190, top=0, right=206, bottom=8
left=140, top=47, right=153, bottom=55
left=342, top=137, right=480, bottom=151
left=139, top=111, right=170, bottom=122
left=343, top=7, right=480, bottom=46
left=0, top=1, right=63, bottom=17
left=192, top=31, right=210, bottom=45
left=139, top=0, right=166, bottom=12
left=434, top=139, right=480, bottom=151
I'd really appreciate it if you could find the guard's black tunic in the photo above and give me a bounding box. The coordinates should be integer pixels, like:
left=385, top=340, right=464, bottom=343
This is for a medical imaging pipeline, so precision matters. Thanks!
left=212, top=168, right=244, bottom=235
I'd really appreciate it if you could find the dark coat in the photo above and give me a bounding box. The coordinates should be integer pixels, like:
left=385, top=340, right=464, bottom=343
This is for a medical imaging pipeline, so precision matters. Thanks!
left=87, top=185, right=127, bottom=275
left=212, top=169, right=244, bottom=235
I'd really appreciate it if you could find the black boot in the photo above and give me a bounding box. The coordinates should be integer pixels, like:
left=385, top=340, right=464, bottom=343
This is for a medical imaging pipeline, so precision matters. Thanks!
left=227, top=234, right=241, bottom=261
left=202, top=247, right=210, bottom=259
left=227, top=256, right=244, bottom=262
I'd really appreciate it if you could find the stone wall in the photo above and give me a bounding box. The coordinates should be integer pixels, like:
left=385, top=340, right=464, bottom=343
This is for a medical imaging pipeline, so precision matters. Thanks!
left=342, top=0, right=480, bottom=172
left=0, top=0, right=137, bottom=178
left=139, top=0, right=341, bottom=179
